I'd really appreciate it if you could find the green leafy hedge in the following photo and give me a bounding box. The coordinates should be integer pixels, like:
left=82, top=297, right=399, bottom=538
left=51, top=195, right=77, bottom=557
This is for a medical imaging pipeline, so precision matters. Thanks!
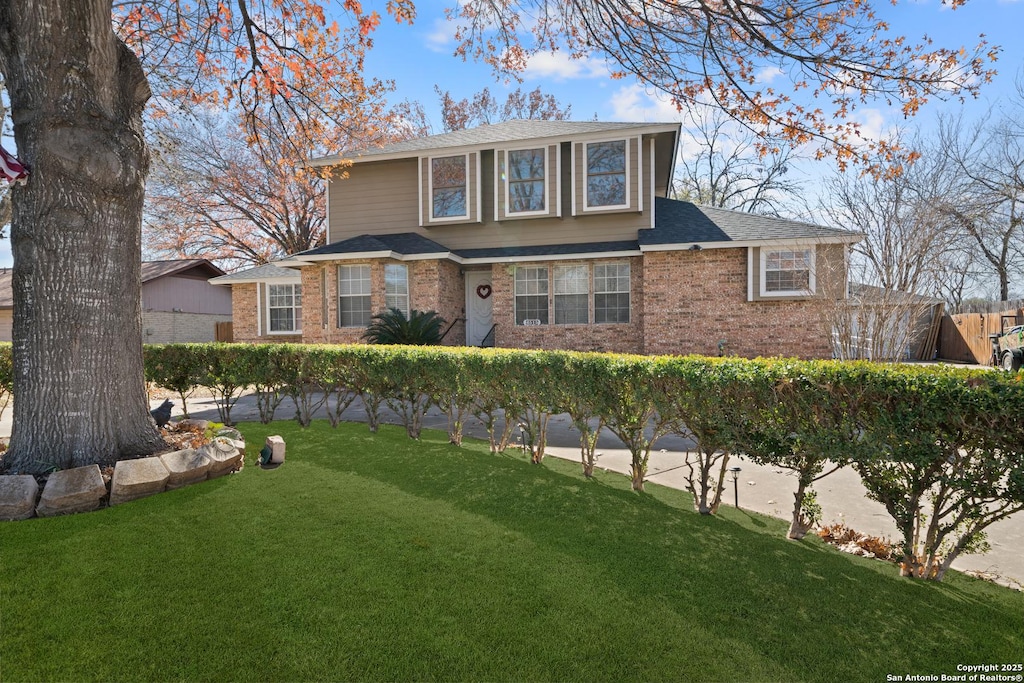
left=3, top=342, right=1023, bottom=581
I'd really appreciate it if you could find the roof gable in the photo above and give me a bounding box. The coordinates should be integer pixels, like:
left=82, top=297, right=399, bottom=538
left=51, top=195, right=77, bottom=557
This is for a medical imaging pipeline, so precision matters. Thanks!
left=141, top=259, right=226, bottom=282
left=309, top=119, right=680, bottom=167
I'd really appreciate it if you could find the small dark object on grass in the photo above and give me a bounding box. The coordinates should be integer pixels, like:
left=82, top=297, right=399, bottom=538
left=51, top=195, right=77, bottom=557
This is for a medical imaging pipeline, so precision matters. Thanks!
left=150, top=399, right=173, bottom=428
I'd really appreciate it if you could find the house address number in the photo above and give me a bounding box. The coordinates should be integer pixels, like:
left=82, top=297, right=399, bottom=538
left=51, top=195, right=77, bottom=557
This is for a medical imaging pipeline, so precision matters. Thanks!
left=522, top=319, right=542, bottom=326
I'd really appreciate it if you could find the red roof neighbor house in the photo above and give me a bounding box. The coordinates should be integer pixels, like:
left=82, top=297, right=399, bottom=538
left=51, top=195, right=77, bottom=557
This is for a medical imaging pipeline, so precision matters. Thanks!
left=0, top=259, right=233, bottom=343
left=211, top=120, right=860, bottom=358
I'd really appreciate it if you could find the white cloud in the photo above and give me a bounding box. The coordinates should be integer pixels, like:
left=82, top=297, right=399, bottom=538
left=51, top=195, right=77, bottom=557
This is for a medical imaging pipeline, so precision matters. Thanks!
left=755, top=66, right=785, bottom=85
left=424, top=19, right=456, bottom=53
left=522, top=51, right=609, bottom=81
left=608, top=84, right=682, bottom=122
left=850, top=108, right=889, bottom=146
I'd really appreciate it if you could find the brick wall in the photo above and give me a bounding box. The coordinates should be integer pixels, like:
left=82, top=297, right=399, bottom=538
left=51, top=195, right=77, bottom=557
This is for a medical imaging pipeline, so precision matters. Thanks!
left=642, top=249, right=833, bottom=359
left=297, top=258, right=464, bottom=345
left=227, top=282, right=303, bottom=344
left=230, top=283, right=259, bottom=343
left=492, top=258, right=644, bottom=354
left=142, top=311, right=234, bottom=343
left=227, top=249, right=837, bottom=358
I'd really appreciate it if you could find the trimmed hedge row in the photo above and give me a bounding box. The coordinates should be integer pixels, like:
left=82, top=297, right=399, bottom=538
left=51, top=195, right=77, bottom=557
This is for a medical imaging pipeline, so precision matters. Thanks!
left=5, top=342, right=1024, bottom=581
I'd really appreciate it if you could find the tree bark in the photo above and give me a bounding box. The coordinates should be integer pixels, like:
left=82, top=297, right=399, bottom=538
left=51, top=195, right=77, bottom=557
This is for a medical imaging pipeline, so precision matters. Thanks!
left=0, top=0, right=165, bottom=474
left=788, top=479, right=813, bottom=540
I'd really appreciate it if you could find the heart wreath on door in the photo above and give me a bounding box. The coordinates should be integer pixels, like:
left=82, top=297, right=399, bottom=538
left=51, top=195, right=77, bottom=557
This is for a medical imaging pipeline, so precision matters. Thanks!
left=476, top=284, right=492, bottom=299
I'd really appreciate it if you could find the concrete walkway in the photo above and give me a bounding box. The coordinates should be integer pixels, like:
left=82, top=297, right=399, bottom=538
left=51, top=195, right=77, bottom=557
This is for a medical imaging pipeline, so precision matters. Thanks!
left=3, top=392, right=1021, bottom=585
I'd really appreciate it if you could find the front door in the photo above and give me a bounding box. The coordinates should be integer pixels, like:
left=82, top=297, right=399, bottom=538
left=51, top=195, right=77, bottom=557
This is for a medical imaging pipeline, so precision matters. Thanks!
left=465, top=270, right=494, bottom=346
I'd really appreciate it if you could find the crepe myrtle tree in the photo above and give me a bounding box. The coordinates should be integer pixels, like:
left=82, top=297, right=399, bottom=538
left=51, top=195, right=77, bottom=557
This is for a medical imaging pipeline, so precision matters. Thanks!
left=0, top=0, right=412, bottom=474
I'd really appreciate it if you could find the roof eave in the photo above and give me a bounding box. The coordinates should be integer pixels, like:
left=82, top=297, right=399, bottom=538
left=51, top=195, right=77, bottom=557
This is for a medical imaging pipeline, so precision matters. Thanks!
left=308, top=122, right=683, bottom=167
left=639, top=234, right=862, bottom=252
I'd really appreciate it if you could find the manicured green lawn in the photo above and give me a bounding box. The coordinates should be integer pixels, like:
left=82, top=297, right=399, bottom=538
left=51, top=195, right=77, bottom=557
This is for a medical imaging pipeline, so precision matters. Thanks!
left=2, top=421, right=1021, bottom=682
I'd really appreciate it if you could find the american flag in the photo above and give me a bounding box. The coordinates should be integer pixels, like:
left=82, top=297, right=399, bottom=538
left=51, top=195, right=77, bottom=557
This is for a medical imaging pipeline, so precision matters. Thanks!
left=1, top=145, right=28, bottom=185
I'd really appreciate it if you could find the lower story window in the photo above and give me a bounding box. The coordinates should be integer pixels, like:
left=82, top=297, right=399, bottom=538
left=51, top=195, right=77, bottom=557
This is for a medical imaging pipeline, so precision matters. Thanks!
left=384, top=264, right=409, bottom=317
left=267, top=283, right=302, bottom=333
left=762, top=248, right=814, bottom=295
left=554, top=265, right=589, bottom=324
left=338, top=264, right=372, bottom=327
left=594, top=263, right=630, bottom=323
left=515, top=266, right=549, bottom=325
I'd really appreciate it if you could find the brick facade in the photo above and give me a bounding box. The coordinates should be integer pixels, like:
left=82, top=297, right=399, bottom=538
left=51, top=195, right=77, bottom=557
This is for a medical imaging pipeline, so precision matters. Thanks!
left=290, top=258, right=466, bottom=345
left=229, top=247, right=838, bottom=359
left=642, top=249, right=833, bottom=359
left=142, top=311, right=233, bottom=343
left=491, top=258, right=644, bottom=354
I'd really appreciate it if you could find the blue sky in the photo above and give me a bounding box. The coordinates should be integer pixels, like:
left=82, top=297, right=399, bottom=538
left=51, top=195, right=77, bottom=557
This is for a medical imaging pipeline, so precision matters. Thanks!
left=365, top=0, right=1024, bottom=134
left=1, top=0, right=1022, bottom=269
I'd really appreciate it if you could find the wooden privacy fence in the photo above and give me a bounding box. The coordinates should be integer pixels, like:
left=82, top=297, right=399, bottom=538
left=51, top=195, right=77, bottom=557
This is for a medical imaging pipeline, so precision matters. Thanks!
left=938, top=308, right=1023, bottom=365
left=215, top=321, right=233, bottom=343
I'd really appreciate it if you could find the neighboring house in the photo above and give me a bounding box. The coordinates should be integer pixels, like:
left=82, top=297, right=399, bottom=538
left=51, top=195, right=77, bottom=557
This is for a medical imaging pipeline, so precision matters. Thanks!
left=0, top=259, right=233, bottom=343
left=832, top=283, right=945, bottom=362
left=212, top=120, right=860, bottom=358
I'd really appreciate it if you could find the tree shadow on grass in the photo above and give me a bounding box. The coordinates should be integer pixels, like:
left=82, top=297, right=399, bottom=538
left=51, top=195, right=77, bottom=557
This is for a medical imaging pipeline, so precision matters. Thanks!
left=237, top=421, right=1024, bottom=681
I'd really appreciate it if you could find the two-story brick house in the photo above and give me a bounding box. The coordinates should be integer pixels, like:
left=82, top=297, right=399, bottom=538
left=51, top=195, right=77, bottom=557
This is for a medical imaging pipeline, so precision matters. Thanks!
left=212, top=120, right=859, bottom=358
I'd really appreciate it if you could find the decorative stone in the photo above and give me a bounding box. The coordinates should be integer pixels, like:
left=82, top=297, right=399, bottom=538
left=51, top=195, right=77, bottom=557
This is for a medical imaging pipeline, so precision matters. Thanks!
left=0, top=475, right=40, bottom=521
left=202, top=437, right=244, bottom=478
left=110, top=457, right=170, bottom=506
left=215, top=426, right=243, bottom=441
left=159, top=449, right=212, bottom=490
left=265, top=435, right=286, bottom=464
left=36, top=465, right=107, bottom=517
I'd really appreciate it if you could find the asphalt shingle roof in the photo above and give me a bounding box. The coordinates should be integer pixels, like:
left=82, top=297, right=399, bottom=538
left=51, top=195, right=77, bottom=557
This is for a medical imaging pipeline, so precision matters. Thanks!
left=291, top=233, right=452, bottom=258
left=311, top=120, right=678, bottom=165
left=140, top=259, right=225, bottom=282
left=640, top=198, right=857, bottom=245
left=208, top=263, right=300, bottom=284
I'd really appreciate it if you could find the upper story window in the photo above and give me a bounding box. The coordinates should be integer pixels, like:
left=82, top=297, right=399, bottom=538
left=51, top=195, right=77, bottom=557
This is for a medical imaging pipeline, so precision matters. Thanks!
left=514, top=266, right=549, bottom=325
left=507, top=148, right=546, bottom=214
left=384, top=264, right=409, bottom=317
left=554, top=265, right=589, bottom=324
left=585, top=140, right=627, bottom=209
left=430, top=154, right=469, bottom=219
left=338, top=264, right=372, bottom=327
left=761, top=248, right=815, bottom=297
left=594, top=263, right=630, bottom=323
left=267, top=283, right=302, bottom=333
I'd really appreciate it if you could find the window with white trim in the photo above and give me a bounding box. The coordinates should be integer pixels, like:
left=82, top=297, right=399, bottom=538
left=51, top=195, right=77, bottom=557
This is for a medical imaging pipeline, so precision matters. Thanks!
left=384, top=264, right=409, bottom=317
left=514, top=266, right=549, bottom=325
left=554, top=265, right=589, bottom=324
left=338, top=264, right=372, bottom=327
left=507, top=147, right=546, bottom=214
left=761, top=248, right=815, bottom=296
left=267, top=283, right=302, bottom=333
left=586, top=140, right=627, bottom=208
left=594, top=263, right=630, bottom=323
left=430, top=154, right=468, bottom=219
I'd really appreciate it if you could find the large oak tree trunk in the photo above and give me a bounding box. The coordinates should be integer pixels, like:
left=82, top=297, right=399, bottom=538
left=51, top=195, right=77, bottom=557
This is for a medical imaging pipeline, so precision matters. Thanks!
left=0, top=0, right=165, bottom=474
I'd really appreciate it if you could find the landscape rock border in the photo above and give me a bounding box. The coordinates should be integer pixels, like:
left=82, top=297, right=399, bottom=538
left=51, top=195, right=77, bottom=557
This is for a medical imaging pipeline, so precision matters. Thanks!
left=0, top=425, right=245, bottom=521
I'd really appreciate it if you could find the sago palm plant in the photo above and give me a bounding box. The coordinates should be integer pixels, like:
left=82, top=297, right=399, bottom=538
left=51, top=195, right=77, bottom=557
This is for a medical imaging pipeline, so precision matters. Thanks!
left=363, top=308, right=446, bottom=345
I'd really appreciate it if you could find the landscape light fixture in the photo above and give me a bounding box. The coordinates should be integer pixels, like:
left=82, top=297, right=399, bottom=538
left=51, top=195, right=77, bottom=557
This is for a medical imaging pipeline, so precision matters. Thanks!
left=730, top=466, right=742, bottom=508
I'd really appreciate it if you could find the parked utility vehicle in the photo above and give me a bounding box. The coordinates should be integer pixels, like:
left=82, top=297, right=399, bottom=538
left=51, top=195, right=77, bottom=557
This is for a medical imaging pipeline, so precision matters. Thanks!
left=990, top=315, right=1024, bottom=371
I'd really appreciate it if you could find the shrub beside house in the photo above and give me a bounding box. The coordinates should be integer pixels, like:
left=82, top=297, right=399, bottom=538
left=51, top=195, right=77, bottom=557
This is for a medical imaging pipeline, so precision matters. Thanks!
left=212, top=120, right=860, bottom=358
